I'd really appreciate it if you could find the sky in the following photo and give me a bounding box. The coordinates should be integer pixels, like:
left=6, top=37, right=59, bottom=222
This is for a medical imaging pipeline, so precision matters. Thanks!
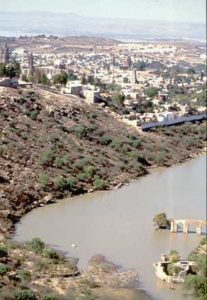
left=0, top=0, right=205, bottom=23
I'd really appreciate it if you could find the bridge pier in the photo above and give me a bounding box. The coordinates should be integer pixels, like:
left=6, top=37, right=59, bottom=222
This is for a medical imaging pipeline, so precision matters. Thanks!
left=170, top=221, right=178, bottom=233
left=183, top=223, right=189, bottom=234
left=196, top=225, right=202, bottom=235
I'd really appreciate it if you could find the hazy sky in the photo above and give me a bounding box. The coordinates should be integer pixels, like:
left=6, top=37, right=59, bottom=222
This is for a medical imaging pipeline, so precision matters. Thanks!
left=0, top=0, right=205, bottom=23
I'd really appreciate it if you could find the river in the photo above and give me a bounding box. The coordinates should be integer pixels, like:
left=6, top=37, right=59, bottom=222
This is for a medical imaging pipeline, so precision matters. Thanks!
left=15, top=155, right=206, bottom=300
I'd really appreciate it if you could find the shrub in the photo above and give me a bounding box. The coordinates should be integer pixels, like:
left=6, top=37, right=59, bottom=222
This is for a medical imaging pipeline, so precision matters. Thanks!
left=27, top=238, right=45, bottom=254
left=42, top=248, right=60, bottom=261
left=55, top=176, right=77, bottom=191
left=74, top=125, right=88, bottom=139
left=38, top=174, right=50, bottom=190
left=17, top=270, right=31, bottom=282
left=110, top=139, right=123, bottom=151
left=98, top=135, right=112, bottom=145
left=40, top=150, right=56, bottom=166
left=0, top=245, right=8, bottom=258
left=54, top=176, right=68, bottom=191
left=66, top=177, right=77, bottom=189
left=83, top=166, right=96, bottom=177
left=35, top=259, right=48, bottom=272
left=0, top=263, right=8, bottom=275
left=27, top=110, right=38, bottom=120
left=13, top=289, right=37, bottom=300
left=169, top=250, right=180, bottom=263
left=153, top=213, right=169, bottom=228
left=54, top=155, right=69, bottom=167
left=74, top=157, right=92, bottom=169
left=93, top=177, right=106, bottom=190
left=0, top=145, right=6, bottom=156
left=154, top=151, right=167, bottom=165
left=44, top=295, right=57, bottom=300
left=167, top=263, right=181, bottom=276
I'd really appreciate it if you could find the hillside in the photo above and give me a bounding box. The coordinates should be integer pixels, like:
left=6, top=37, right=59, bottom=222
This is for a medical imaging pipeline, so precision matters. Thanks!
left=0, top=86, right=206, bottom=234
left=2, top=35, right=119, bottom=54
left=0, top=12, right=205, bottom=41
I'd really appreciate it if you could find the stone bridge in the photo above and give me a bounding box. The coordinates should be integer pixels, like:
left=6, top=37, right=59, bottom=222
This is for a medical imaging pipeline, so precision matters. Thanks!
left=170, top=219, right=207, bottom=235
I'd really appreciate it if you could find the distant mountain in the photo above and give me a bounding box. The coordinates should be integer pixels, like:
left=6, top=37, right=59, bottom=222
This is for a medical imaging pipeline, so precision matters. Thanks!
left=0, top=11, right=205, bottom=41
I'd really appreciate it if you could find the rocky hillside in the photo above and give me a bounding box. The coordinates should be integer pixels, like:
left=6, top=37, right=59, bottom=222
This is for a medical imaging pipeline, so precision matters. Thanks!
left=0, top=86, right=206, bottom=234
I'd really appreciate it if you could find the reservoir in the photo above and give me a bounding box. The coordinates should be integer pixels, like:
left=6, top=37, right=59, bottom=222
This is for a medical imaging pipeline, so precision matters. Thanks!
left=15, top=156, right=206, bottom=300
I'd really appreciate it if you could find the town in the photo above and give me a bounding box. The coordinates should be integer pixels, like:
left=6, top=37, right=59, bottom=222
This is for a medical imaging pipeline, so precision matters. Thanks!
left=0, top=35, right=206, bottom=130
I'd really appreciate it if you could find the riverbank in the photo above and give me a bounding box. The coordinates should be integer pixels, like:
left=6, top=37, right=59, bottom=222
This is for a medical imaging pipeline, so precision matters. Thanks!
left=0, top=237, right=151, bottom=300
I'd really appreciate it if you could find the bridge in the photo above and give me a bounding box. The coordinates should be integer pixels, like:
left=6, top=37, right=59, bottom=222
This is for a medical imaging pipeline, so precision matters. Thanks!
left=170, top=219, right=207, bottom=235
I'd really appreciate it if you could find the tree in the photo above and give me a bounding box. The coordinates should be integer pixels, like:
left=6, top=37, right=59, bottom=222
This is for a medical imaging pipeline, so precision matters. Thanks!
left=53, top=71, right=68, bottom=86
left=169, top=250, right=180, bottom=263
left=81, top=74, right=87, bottom=85
left=153, top=213, right=169, bottom=229
left=87, top=75, right=95, bottom=85
left=41, top=72, right=50, bottom=85
left=0, top=63, right=7, bottom=77
left=21, top=74, right=28, bottom=82
left=6, top=61, right=21, bottom=78
left=145, top=87, right=159, bottom=98
left=68, top=71, right=78, bottom=81
left=111, top=92, right=125, bottom=108
left=134, top=61, right=146, bottom=71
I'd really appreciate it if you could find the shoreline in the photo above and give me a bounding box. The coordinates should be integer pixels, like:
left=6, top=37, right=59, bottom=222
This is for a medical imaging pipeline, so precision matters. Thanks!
left=4, top=147, right=206, bottom=239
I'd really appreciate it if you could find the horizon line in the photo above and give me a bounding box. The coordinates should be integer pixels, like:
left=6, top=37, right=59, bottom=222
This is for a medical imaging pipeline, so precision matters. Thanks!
left=0, top=10, right=205, bottom=25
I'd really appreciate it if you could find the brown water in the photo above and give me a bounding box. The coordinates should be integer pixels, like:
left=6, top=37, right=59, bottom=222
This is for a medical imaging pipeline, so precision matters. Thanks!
left=15, top=156, right=206, bottom=300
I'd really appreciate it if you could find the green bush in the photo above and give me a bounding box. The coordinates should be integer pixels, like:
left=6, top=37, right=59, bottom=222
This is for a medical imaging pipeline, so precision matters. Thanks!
left=55, top=176, right=68, bottom=191
left=17, top=270, right=31, bottom=282
left=35, top=259, right=48, bottom=272
left=93, top=177, right=106, bottom=190
left=44, top=296, right=57, bottom=300
left=54, top=176, right=77, bottom=191
left=167, top=263, right=181, bottom=276
left=27, top=238, right=45, bottom=254
left=83, top=166, right=96, bottom=177
left=98, top=135, right=112, bottom=145
left=0, top=145, right=7, bottom=156
left=42, top=248, right=60, bottom=261
left=26, top=110, right=39, bottom=120
left=54, top=155, right=69, bottom=167
left=74, top=125, right=88, bottom=139
left=66, top=177, right=77, bottom=189
left=14, top=289, right=37, bottom=300
left=153, top=213, right=169, bottom=228
left=38, top=174, right=50, bottom=190
left=169, top=250, right=180, bottom=263
left=0, top=245, right=8, bottom=258
left=40, top=150, right=56, bottom=166
left=0, top=263, right=8, bottom=275
left=110, top=139, right=123, bottom=151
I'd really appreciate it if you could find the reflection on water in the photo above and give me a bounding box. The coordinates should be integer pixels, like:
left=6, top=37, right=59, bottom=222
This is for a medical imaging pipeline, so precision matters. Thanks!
left=15, top=156, right=206, bottom=300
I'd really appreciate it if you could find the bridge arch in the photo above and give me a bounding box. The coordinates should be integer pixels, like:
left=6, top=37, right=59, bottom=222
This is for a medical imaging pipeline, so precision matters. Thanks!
left=170, top=219, right=206, bottom=235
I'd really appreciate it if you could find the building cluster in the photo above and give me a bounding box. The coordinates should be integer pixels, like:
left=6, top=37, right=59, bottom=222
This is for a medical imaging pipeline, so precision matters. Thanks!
left=1, top=40, right=206, bottom=127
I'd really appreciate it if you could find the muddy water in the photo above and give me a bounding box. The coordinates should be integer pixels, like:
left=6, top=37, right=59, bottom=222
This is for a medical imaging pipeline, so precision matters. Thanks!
left=15, top=156, right=206, bottom=300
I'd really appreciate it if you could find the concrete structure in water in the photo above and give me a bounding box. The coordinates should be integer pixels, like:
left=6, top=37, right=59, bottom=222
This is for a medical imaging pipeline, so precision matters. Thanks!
left=170, top=219, right=207, bottom=235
